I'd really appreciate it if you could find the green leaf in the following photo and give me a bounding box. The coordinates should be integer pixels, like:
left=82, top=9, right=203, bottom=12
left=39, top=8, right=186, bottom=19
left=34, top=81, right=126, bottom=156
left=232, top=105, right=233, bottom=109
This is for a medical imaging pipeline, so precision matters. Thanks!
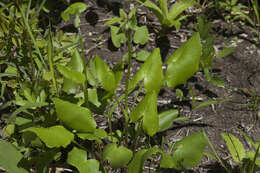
left=88, top=88, right=101, bottom=107
left=136, top=50, right=150, bottom=61
left=53, top=98, right=96, bottom=133
left=102, top=143, right=133, bottom=168
left=67, top=147, right=101, bottom=173
left=23, top=125, right=74, bottom=148
left=110, top=26, right=126, bottom=48
left=216, top=47, right=235, bottom=59
left=129, top=48, right=163, bottom=93
left=130, top=91, right=158, bottom=136
left=134, top=26, right=149, bottom=45
left=0, top=140, right=28, bottom=173
left=158, top=109, right=178, bottom=132
left=57, top=64, right=85, bottom=84
left=160, top=152, right=175, bottom=168
left=92, top=55, right=116, bottom=92
left=221, top=133, right=246, bottom=163
left=171, top=131, right=207, bottom=170
left=165, top=32, right=202, bottom=88
left=61, top=2, right=88, bottom=21
left=159, top=0, right=169, bottom=18
left=128, top=147, right=161, bottom=173
left=77, top=129, right=107, bottom=141
left=169, top=0, right=199, bottom=21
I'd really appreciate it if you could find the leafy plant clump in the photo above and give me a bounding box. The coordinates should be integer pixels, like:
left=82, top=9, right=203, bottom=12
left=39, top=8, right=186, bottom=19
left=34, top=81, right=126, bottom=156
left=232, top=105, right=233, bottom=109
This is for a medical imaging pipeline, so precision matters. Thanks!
left=0, top=0, right=255, bottom=173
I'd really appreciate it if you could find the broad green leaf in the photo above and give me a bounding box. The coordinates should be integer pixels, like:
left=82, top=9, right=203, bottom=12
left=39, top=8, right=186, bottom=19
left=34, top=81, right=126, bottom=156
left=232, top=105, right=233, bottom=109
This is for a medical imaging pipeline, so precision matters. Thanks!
left=216, top=47, right=235, bottom=59
left=169, top=0, right=198, bottom=21
left=67, top=147, right=101, bottom=173
left=102, top=143, right=133, bottom=168
left=110, top=26, right=126, bottom=48
left=70, top=49, right=84, bottom=72
left=133, top=26, right=149, bottom=45
left=105, top=17, right=121, bottom=25
left=23, top=126, right=74, bottom=148
left=165, top=32, right=202, bottom=88
left=128, top=147, right=161, bottom=173
left=0, top=140, right=28, bottom=173
left=221, top=133, right=246, bottom=163
left=247, top=151, right=260, bottom=167
left=171, top=131, right=207, bottom=170
left=129, top=48, right=163, bottom=93
left=158, top=109, right=178, bottom=132
left=57, top=64, right=85, bottom=84
left=53, top=98, right=96, bottom=133
left=93, top=55, right=116, bottom=92
left=130, top=91, right=158, bottom=136
left=61, top=2, right=88, bottom=21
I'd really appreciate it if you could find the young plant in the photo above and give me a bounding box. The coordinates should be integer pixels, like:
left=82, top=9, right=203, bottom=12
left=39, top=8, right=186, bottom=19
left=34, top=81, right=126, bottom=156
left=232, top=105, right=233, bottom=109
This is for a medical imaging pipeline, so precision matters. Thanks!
left=136, top=0, right=199, bottom=30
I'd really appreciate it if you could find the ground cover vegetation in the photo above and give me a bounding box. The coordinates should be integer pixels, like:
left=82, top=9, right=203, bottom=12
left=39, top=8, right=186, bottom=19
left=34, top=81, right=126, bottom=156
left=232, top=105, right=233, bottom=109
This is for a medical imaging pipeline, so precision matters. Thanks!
left=0, top=0, right=260, bottom=172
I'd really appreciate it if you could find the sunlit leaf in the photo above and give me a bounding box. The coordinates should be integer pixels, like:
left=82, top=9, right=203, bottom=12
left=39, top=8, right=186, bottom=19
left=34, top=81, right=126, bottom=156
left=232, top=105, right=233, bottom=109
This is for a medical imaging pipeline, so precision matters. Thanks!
left=53, top=98, right=96, bottom=133
left=165, top=32, right=202, bottom=88
left=102, top=143, right=133, bottom=168
left=0, top=140, right=28, bottom=173
left=129, top=48, right=163, bottom=93
left=61, top=2, right=88, bottom=21
left=169, top=0, right=198, bottom=21
left=110, top=26, right=126, bottom=48
left=23, top=125, right=74, bottom=148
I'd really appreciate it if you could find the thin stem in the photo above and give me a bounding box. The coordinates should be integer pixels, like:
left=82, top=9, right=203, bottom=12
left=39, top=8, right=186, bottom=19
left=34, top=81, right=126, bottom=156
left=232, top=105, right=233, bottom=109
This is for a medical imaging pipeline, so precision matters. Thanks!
left=47, top=28, right=58, bottom=96
left=80, top=36, right=89, bottom=107
left=123, top=29, right=133, bottom=144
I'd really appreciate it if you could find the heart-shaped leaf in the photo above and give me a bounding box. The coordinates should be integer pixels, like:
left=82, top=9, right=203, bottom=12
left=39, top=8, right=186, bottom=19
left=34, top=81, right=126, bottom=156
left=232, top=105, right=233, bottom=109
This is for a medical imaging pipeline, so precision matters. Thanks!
left=67, top=147, right=101, bottom=173
left=165, top=32, right=202, bottom=88
left=61, top=2, right=88, bottom=21
left=102, top=143, right=133, bottom=168
left=110, top=26, right=126, bottom=48
left=23, top=125, right=74, bottom=148
left=0, top=141, right=28, bottom=173
left=53, top=98, right=96, bottom=133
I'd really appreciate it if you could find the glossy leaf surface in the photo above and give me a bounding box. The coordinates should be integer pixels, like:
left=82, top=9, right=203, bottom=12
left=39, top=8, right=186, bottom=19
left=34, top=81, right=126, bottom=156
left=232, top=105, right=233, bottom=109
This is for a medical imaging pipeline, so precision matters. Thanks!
left=53, top=98, right=96, bottom=133
left=129, top=48, right=163, bottom=93
left=102, top=143, right=133, bottom=168
left=24, top=125, right=74, bottom=148
left=165, top=33, right=202, bottom=88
